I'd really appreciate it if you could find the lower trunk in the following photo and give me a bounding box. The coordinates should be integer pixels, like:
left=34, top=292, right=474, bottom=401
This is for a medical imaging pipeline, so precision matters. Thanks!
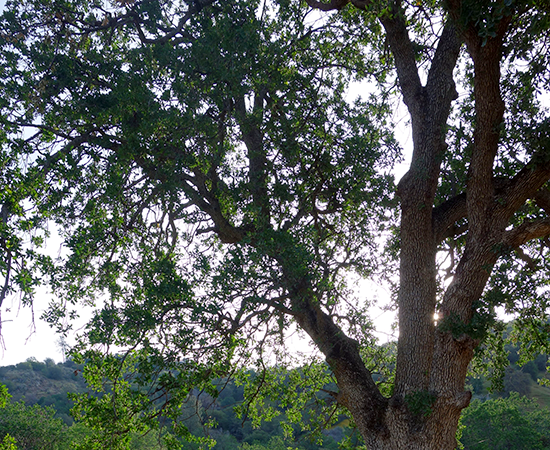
left=342, top=317, right=475, bottom=450
left=355, top=397, right=468, bottom=450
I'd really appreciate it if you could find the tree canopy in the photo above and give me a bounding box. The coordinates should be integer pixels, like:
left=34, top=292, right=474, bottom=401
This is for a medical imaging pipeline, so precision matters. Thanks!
left=1, top=0, right=550, bottom=449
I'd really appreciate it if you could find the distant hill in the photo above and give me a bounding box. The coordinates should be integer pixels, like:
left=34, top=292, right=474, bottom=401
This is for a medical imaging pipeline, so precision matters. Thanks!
left=0, top=358, right=343, bottom=450
left=0, top=358, right=87, bottom=424
left=1, top=349, right=550, bottom=449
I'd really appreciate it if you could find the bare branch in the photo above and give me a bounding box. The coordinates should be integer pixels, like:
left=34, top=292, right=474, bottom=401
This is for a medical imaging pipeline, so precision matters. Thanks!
left=514, top=246, right=538, bottom=271
left=0, top=230, right=11, bottom=308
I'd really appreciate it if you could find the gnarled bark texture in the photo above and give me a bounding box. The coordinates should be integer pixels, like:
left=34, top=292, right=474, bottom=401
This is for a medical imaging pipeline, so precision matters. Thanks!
left=301, top=0, right=550, bottom=448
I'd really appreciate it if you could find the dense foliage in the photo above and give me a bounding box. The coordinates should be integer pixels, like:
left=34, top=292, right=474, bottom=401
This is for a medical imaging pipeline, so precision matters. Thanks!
left=460, top=393, right=550, bottom=450
left=0, top=360, right=348, bottom=449
left=1, top=0, right=550, bottom=448
left=0, top=401, right=68, bottom=450
left=0, top=0, right=398, bottom=446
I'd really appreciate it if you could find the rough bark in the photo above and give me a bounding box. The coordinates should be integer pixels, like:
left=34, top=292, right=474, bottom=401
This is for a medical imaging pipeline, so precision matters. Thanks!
left=235, top=93, right=271, bottom=227
left=301, top=0, right=550, bottom=449
left=390, top=17, right=462, bottom=398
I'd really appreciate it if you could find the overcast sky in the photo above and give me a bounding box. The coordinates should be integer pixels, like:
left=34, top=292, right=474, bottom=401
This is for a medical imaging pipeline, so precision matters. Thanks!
left=1, top=300, right=63, bottom=365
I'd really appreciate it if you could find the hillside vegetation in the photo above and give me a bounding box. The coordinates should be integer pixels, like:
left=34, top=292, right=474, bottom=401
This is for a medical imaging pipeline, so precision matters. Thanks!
left=1, top=341, right=550, bottom=449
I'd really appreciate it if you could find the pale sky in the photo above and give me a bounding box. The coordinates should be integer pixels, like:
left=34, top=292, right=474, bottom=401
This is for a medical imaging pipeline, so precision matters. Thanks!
left=0, top=0, right=61, bottom=366
left=1, top=299, right=63, bottom=365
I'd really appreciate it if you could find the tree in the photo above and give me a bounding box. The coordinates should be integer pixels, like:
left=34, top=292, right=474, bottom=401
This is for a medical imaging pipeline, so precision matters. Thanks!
left=0, top=0, right=549, bottom=449
left=0, top=400, right=68, bottom=450
left=0, top=385, right=16, bottom=450
left=502, top=366, right=531, bottom=397
left=57, top=336, right=70, bottom=363
left=459, top=393, right=550, bottom=450
left=0, top=435, right=16, bottom=450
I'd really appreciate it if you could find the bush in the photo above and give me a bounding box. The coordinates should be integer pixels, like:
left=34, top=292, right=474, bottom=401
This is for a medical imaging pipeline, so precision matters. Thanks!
left=522, top=361, right=539, bottom=383
left=0, top=434, right=16, bottom=450
left=460, top=393, right=550, bottom=450
left=0, top=401, right=68, bottom=450
left=503, top=367, right=531, bottom=397
left=535, top=354, right=548, bottom=372
left=45, top=365, right=64, bottom=381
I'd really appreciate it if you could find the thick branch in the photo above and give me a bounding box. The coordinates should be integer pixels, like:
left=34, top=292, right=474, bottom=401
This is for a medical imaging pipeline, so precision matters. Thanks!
left=253, top=234, right=388, bottom=431
left=287, top=280, right=388, bottom=433
left=187, top=168, right=248, bottom=243
left=500, top=151, right=550, bottom=217
left=432, top=176, right=528, bottom=243
left=426, top=22, right=461, bottom=87
left=390, top=11, right=464, bottom=399
left=534, top=186, right=550, bottom=214
left=304, top=0, right=350, bottom=11
left=380, top=11, right=423, bottom=115
left=433, top=193, right=467, bottom=243
left=131, top=144, right=247, bottom=244
left=425, top=21, right=461, bottom=122
left=461, top=20, right=511, bottom=235
left=235, top=95, right=271, bottom=226
left=502, top=218, right=550, bottom=248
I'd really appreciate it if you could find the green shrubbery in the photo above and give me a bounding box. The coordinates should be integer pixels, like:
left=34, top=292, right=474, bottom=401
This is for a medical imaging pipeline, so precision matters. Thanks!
left=1, top=346, right=549, bottom=450
left=460, top=393, right=550, bottom=450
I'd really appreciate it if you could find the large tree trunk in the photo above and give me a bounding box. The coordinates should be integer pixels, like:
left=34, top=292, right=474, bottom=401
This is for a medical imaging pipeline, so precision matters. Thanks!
left=302, top=2, right=499, bottom=448
left=230, top=0, right=550, bottom=446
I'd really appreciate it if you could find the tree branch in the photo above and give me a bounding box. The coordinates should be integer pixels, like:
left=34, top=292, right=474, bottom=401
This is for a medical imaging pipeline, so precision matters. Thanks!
left=534, top=186, right=550, bottom=214
left=71, top=0, right=214, bottom=45
left=131, top=7, right=200, bottom=45
left=453, top=8, right=512, bottom=235
left=502, top=218, right=550, bottom=248
left=425, top=21, right=461, bottom=120
left=379, top=10, right=424, bottom=115
left=127, top=141, right=247, bottom=244
left=307, top=0, right=426, bottom=117
left=235, top=94, right=271, bottom=226
left=304, top=0, right=350, bottom=11
left=287, top=281, right=388, bottom=429
left=433, top=193, right=467, bottom=243
left=514, top=246, right=538, bottom=271
left=500, top=151, right=550, bottom=217
left=432, top=177, right=523, bottom=243
left=187, top=168, right=248, bottom=243
left=0, top=205, right=11, bottom=308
